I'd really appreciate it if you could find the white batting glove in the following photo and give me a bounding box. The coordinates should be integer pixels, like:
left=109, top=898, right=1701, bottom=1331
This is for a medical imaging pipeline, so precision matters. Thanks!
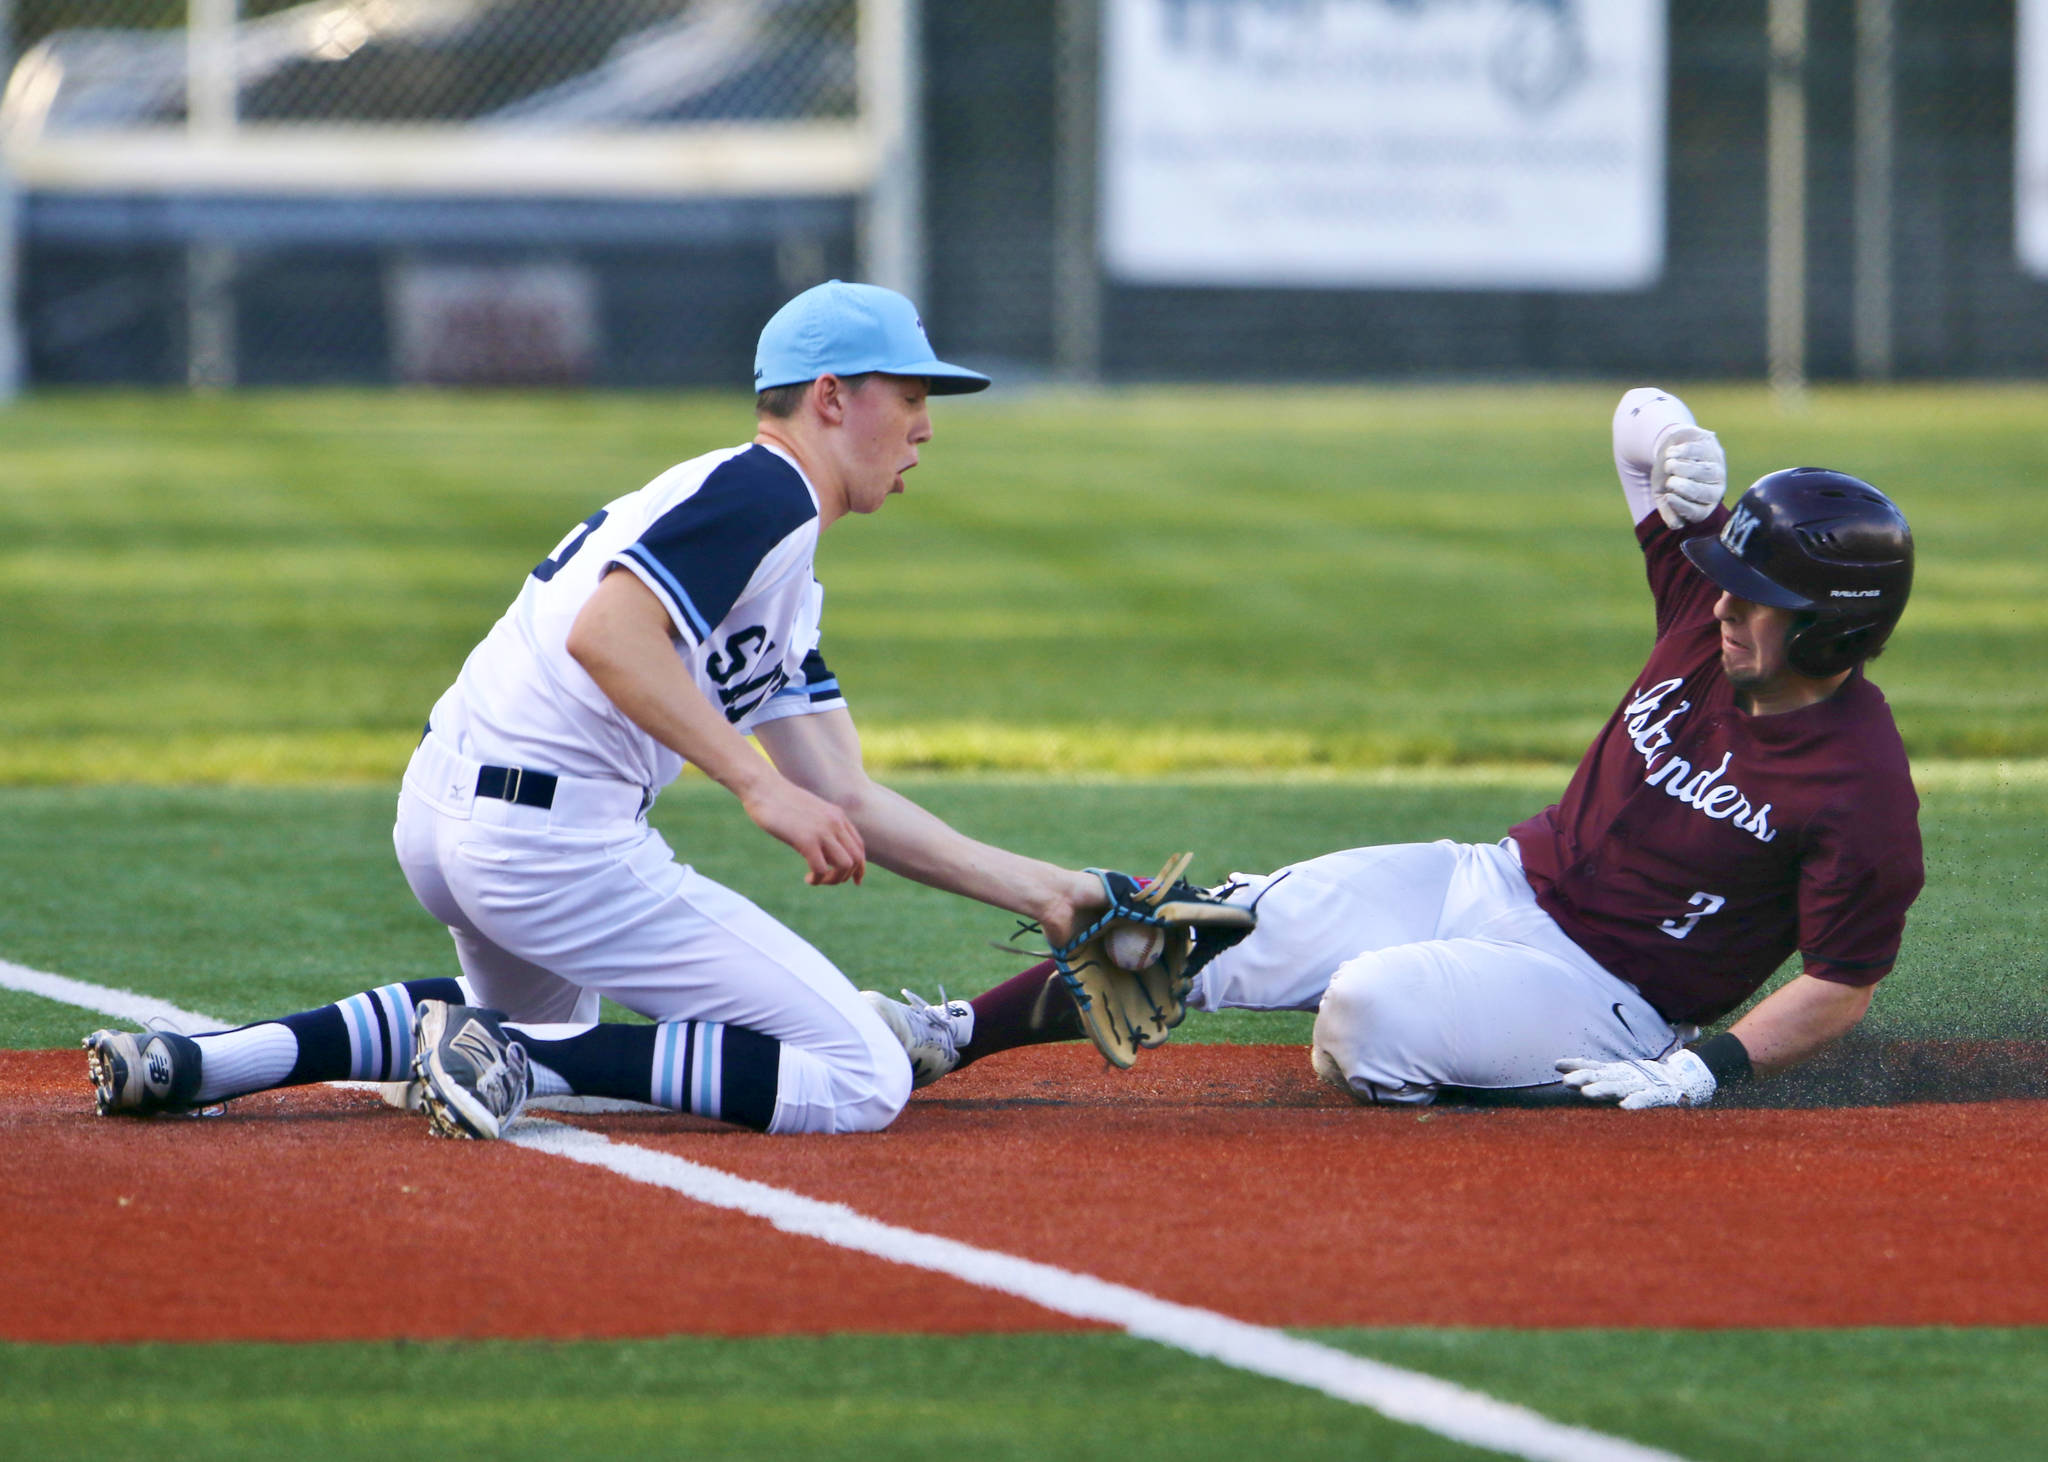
left=1555, top=1049, right=1718, bottom=1109
left=1650, top=424, right=1725, bottom=529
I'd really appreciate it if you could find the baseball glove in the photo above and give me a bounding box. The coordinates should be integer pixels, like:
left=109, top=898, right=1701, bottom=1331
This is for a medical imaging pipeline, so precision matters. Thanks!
left=1051, top=853, right=1257, bottom=1069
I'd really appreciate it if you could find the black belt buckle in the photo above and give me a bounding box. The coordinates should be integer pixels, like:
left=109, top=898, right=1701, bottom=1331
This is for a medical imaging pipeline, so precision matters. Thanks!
left=477, top=764, right=558, bottom=810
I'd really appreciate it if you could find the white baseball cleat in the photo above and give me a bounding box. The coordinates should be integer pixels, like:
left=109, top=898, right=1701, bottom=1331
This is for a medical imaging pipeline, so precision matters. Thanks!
left=413, top=1001, right=532, bottom=1139
left=862, top=988, right=974, bottom=1089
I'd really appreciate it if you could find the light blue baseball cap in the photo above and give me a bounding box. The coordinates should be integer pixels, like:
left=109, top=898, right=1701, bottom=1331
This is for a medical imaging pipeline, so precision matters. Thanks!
left=753, top=280, right=990, bottom=395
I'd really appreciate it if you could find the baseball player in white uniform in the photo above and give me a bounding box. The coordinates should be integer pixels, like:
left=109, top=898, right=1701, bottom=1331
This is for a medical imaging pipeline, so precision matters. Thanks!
left=87, top=281, right=1110, bottom=1138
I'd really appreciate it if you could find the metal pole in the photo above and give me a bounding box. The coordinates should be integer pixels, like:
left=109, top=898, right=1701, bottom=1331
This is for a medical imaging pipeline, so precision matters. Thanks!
left=186, top=0, right=237, bottom=388
left=2023, top=0, right=2048, bottom=277
left=0, top=0, right=21, bottom=399
left=1053, top=0, right=1102, bottom=382
left=857, top=0, right=924, bottom=304
left=188, top=0, right=236, bottom=137
left=1767, top=0, right=1808, bottom=407
left=186, top=241, right=236, bottom=390
left=1852, top=0, right=1895, bottom=379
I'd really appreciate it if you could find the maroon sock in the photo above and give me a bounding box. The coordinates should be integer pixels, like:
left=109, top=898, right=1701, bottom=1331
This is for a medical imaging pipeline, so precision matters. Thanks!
left=959, top=959, right=1082, bottom=1068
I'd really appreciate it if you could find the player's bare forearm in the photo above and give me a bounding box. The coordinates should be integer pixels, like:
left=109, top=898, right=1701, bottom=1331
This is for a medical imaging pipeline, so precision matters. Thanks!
left=855, top=781, right=1101, bottom=942
left=566, top=571, right=864, bottom=884
left=567, top=571, right=775, bottom=794
left=755, top=710, right=1101, bottom=941
left=1724, top=970, right=1875, bottom=1076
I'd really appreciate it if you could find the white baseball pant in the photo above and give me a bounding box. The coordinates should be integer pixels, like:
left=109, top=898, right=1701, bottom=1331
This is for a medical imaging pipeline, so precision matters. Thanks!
left=393, top=732, right=910, bottom=1134
left=1188, top=839, right=1681, bottom=1103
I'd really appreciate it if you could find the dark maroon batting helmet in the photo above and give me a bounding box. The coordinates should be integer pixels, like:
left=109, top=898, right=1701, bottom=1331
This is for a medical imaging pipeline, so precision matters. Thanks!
left=1682, top=468, right=1914, bottom=678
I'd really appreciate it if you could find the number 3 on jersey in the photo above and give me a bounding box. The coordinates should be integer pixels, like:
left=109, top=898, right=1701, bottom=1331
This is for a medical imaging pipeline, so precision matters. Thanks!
left=1660, top=891, right=1726, bottom=940
left=532, top=510, right=610, bottom=582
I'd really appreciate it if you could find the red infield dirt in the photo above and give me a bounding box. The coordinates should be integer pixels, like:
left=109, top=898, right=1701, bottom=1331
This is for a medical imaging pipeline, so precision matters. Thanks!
left=6, top=1044, right=2046, bottom=1344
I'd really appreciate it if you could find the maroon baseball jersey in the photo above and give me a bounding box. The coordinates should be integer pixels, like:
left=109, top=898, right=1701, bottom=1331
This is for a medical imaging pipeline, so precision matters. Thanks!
left=1508, top=507, right=1923, bottom=1027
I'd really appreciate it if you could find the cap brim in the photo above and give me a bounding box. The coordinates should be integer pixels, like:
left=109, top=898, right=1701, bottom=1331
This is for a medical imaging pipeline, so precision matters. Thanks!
left=1681, top=534, right=1815, bottom=610
left=758, top=361, right=992, bottom=395
left=914, top=361, right=991, bottom=395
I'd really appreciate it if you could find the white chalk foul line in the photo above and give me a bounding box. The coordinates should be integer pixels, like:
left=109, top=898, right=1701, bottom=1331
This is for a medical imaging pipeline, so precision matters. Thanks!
left=0, top=958, right=227, bottom=1033
left=8, top=956, right=1691, bottom=1462
left=514, top=1120, right=1688, bottom=1462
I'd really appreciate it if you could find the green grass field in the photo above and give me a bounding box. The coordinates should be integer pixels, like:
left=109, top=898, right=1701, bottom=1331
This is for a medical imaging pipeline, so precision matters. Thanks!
left=4, top=386, right=2045, bottom=1460
left=2, top=768, right=2045, bottom=1049
left=4, top=1329, right=2046, bottom=1462
left=2, top=385, right=2044, bottom=779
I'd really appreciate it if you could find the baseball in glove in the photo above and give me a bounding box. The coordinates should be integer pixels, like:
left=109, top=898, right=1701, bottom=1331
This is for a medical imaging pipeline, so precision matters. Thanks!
left=1049, top=853, right=1258, bottom=1069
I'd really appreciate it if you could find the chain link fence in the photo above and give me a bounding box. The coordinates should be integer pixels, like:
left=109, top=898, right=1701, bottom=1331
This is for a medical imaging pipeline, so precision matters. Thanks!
left=6, top=0, right=856, bottom=128
left=3, top=0, right=2044, bottom=387
left=3, top=0, right=877, bottom=386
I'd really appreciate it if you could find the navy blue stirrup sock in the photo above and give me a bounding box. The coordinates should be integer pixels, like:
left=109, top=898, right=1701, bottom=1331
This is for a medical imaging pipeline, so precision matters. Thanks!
left=190, top=977, right=468, bottom=1103
left=280, top=977, right=467, bottom=1084
left=517, top=1020, right=781, bottom=1132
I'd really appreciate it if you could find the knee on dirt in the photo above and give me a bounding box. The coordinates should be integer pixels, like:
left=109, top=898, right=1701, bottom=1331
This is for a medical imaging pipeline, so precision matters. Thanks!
left=1312, top=950, right=1444, bottom=1100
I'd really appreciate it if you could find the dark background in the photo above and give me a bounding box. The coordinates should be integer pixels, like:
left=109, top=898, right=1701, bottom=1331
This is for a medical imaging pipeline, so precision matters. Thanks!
left=19, top=0, right=2045, bottom=385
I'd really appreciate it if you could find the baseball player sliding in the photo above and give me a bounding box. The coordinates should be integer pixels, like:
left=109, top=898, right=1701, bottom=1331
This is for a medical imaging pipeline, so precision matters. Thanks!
left=85, top=281, right=1242, bottom=1138
left=873, top=388, right=1923, bottom=1108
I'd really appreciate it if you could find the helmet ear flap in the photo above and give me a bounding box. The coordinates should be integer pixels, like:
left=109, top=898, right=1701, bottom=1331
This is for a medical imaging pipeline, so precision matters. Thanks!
left=1786, top=615, right=1885, bottom=679
left=1785, top=612, right=1832, bottom=679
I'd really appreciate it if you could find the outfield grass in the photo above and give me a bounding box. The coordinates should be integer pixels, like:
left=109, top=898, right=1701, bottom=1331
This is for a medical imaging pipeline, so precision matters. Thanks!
left=4, top=769, right=2043, bottom=1050
left=2, top=385, right=2045, bottom=780
left=2, top=1328, right=2043, bottom=1462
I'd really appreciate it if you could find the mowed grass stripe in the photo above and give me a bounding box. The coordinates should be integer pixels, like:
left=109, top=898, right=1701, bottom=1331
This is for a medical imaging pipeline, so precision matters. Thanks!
left=1, top=1330, right=2043, bottom=1462
left=1, top=773, right=2042, bottom=1049
left=3, top=386, right=2045, bottom=772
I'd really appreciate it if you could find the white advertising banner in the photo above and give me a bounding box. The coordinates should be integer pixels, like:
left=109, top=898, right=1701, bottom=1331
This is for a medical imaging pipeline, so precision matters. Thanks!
left=2021, top=0, right=2048, bottom=277
left=1101, top=0, right=1667, bottom=290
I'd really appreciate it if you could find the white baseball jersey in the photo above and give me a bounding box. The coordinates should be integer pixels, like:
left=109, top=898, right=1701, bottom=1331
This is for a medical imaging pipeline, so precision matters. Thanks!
left=428, top=441, right=847, bottom=789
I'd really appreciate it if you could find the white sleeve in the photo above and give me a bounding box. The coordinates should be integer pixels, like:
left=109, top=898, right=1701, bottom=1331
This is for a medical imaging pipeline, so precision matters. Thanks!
left=1611, top=387, right=1698, bottom=524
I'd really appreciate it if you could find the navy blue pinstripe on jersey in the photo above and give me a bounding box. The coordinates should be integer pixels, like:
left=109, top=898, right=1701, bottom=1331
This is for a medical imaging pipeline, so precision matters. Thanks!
left=621, top=445, right=817, bottom=646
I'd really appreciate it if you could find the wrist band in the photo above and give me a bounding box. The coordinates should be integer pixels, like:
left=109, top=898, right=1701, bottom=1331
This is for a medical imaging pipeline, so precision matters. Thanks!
left=1692, top=1030, right=1754, bottom=1085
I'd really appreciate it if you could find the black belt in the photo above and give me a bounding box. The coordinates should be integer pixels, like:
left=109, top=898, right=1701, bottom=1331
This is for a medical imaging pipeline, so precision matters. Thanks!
left=476, top=765, right=558, bottom=810
left=421, top=724, right=561, bottom=811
